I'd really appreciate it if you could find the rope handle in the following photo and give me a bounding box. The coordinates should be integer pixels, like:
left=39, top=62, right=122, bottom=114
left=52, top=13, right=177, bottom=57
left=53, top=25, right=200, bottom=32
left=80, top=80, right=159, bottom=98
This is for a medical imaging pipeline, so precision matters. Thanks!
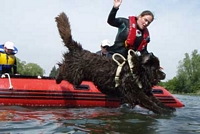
left=112, top=53, right=126, bottom=87
left=112, top=53, right=126, bottom=66
left=127, top=49, right=137, bottom=73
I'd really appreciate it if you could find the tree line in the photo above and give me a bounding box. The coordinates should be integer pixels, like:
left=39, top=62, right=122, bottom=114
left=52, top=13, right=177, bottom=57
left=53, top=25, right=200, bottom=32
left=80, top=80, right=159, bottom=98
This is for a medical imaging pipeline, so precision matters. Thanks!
left=16, top=49, right=200, bottom=94
left=160, top=49, right=200, bottom=94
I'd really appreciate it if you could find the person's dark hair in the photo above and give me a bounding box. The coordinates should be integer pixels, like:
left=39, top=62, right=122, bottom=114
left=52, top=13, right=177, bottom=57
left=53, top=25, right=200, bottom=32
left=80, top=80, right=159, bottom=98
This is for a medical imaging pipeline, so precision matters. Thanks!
left=139, top=10, right=154, bottom=21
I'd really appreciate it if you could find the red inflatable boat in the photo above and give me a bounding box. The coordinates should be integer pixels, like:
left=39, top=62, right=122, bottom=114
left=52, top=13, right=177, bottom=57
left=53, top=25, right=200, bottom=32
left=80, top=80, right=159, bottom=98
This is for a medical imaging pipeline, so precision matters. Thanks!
left=0, top=74, right=184, bottom=108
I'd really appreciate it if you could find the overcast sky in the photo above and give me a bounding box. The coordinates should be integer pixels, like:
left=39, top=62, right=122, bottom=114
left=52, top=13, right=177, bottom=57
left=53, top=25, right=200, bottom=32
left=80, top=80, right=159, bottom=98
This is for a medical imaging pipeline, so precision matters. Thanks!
left=0, top=0, right=199, bottom=80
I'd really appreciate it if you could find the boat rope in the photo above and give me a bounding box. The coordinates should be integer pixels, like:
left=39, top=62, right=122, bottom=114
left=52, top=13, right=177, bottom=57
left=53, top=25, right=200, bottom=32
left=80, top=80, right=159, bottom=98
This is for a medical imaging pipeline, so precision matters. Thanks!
left=1, top=73, right=13, bottom=90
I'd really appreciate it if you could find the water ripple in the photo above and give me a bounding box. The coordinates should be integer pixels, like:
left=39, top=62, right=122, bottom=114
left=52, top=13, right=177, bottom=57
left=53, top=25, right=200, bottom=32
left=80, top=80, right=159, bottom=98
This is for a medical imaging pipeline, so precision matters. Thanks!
left=0, top=95, right=199, bottom=134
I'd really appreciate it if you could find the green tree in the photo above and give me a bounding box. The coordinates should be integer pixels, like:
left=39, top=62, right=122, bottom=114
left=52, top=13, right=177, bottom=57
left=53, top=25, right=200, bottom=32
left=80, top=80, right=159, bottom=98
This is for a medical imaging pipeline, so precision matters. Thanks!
left=22, top=63, right=45, bottom=76
left=177, top=50, right=200, bottom=93
left=16, top=58, right=26, bottom=73
left=164, top=49, right=200, bottom=93
left=49, top=66, right=59, bottom=78
left=17, top=58, right=45, bottom=76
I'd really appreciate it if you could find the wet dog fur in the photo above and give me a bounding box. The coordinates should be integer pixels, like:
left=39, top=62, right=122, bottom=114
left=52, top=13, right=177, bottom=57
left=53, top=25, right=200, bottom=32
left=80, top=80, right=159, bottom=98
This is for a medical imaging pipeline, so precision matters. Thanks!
left=55, top=12, right=175, bottom=114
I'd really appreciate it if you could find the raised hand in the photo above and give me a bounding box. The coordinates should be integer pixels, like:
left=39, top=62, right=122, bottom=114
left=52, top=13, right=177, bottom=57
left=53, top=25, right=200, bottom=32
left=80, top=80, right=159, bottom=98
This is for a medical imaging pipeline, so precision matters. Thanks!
left=113, top=0, right=122, bottom=9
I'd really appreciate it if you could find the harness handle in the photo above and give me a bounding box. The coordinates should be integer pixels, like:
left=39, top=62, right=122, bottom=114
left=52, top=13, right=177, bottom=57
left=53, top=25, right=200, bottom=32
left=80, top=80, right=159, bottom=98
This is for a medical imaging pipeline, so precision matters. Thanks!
left=127, top=50, right=137, bottom=74
left=112, top=52, right=142, bottom=88
left=112, top=53, right=126, bottom=87
left=112, top=53, right=126, bottom=66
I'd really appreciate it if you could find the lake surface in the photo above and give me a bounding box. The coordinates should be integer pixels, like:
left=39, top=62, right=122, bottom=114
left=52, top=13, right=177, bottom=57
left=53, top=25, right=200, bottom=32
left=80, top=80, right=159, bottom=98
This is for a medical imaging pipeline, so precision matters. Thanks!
left=0, top=94, right=199, bottom=134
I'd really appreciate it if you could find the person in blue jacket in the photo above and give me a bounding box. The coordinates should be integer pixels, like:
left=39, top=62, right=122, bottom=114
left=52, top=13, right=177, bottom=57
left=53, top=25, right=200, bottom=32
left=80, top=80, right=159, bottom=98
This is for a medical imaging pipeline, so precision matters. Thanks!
left=0, top=41, right=18, bottom=75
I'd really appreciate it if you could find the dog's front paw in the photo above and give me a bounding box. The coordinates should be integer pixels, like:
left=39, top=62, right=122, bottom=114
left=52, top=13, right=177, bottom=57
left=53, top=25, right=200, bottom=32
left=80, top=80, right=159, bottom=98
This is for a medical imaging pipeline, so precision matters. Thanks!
left=166, top=106, right=176, bottom=112
left=158, top=107, right=176, bottom=115
left=159, top=103, right=176, bottom=113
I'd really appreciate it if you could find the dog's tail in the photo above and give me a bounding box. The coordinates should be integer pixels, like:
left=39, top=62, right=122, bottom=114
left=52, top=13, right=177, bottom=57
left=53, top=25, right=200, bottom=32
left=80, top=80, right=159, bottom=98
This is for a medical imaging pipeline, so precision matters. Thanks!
left=55, top=12, right=82, bottom=51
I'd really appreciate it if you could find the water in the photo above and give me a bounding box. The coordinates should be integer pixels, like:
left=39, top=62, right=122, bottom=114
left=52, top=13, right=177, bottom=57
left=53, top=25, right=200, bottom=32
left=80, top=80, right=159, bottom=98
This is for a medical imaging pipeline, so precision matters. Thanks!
left=0, top=95, right=199, bottom=134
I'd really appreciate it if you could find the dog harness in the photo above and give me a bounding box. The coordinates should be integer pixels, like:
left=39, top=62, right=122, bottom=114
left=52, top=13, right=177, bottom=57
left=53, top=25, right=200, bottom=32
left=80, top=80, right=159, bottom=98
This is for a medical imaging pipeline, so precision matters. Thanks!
left=112, top=53, right=126, bottom=87
left=112, top=50, right=142, bottom=88
left=125, top=16, right=150, bottom=51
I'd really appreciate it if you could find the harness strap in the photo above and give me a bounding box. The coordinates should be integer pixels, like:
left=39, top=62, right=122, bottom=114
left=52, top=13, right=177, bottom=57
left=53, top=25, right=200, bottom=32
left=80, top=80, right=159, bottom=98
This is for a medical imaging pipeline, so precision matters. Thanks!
left=112, top=53, right=126, bottom=87
left=127, top=49, right=136, bottom=74
left=127, top=50, right=142, bottom=88
left=112, top=50, right=142, bottom=89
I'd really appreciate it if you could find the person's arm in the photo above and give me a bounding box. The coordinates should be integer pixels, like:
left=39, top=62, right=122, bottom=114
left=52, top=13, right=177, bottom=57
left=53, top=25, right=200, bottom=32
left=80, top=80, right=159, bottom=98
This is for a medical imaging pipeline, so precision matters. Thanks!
left=140, top=45, right=149, bottom=55
left=140, top=30, right=150, bottom=55
left=13, top=58, right=17, bottom=74
left=107, top=0, right=124, bottom=27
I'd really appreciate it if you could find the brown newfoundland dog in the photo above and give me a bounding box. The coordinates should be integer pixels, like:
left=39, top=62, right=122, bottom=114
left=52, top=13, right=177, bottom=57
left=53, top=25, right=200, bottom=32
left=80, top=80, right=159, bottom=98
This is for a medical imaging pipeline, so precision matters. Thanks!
left=55, top=12, right=175, bottom=114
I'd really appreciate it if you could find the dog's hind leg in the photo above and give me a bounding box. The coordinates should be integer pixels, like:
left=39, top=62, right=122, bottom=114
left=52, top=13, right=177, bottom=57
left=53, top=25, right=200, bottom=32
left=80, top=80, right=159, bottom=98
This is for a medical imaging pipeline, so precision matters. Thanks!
left=71, top=69, right=85, bottom=86
left=55, top=68, right=84, bottom=86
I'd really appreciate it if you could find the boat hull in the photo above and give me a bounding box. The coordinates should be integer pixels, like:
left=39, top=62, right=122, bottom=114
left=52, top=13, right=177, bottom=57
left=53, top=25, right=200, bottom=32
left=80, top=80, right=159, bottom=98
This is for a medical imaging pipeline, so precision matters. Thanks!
left=0, top=75, right=184, bottom=108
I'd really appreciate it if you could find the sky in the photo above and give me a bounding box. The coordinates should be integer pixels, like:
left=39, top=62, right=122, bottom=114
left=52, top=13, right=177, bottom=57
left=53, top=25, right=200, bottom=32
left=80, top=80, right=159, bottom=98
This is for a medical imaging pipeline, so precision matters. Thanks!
left=0, top=0, right=199, bottom=80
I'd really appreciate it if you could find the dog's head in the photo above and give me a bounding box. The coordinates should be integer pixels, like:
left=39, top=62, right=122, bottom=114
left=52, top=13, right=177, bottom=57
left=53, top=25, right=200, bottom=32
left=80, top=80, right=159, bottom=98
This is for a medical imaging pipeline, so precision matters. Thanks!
left=141, top=53, right=166, bottom=85
left=129, top=51, right=165, bottom=86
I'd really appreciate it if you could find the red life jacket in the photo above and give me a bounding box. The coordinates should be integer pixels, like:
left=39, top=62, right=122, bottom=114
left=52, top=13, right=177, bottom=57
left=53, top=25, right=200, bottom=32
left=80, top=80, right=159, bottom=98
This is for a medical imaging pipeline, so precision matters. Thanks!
left=126, top=16, right=150, bottom=51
